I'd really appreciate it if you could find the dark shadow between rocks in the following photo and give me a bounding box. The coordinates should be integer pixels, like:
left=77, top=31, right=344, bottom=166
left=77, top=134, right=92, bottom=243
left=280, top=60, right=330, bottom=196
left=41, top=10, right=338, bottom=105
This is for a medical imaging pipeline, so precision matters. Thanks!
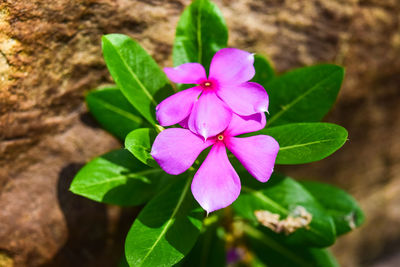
left=42, top=163, right=142, bottom=267
left=79, top=111, right=102, bottom=129
left=42, top=163, right=109, bottom=267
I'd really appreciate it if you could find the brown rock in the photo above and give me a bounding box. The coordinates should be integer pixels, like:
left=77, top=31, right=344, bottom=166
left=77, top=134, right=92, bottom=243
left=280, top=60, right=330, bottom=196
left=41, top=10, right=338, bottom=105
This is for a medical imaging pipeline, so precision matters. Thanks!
left=1, top=0, right=399, bottom=266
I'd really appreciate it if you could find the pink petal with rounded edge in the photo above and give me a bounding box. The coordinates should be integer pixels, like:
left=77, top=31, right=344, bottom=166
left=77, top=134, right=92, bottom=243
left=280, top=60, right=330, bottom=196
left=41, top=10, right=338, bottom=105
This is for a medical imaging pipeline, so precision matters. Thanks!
left=151, top=128, right=214, bottom=175
left=156, top=86, right=202, bottom=126
left=225, top=113, right=266, bottom=137
left=188, top=91, right=232, bottom=140
left=217, top=82, right=269, bottom=115
left=209, top=48, right=255, bottom=85
left=191, top=143, right=241, bottom=213
left=226, top=135, right=279, bottom=182
left=164, top=63, right=206, bottom=84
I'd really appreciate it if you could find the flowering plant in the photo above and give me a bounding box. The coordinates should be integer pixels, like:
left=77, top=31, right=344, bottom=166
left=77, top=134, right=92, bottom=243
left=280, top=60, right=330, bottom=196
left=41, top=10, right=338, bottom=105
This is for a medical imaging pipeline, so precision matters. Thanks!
left=70, top=0, right=364, bottom=266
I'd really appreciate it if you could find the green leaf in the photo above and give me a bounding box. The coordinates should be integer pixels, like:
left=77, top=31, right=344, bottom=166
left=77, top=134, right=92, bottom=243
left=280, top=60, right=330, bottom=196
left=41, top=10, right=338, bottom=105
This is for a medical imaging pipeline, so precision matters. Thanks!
left=261, top=122, right=348, bottom=164
left=252, top=54, right=276, bottom=85
left=125, top=176, right=204, bottom=267
left=244, top=224, right=339, bottom=267
left=267, top=64, right=344, bottom=126
left=125, top=128, right=158, bottom=167
left=300, top=181, right=365, bottom=236
left=118, top=252, right=129, bottom=267
left=179, top=218, right=226, bottom=267
left=233, top=174, right=336, bottom=247
left=102, top=34, right=173, bottom=125
left=86, top=86, right=143, bottom=141
left=173, top=0, right=228, bottom=71
left=70, top=149, right=164, bottom=206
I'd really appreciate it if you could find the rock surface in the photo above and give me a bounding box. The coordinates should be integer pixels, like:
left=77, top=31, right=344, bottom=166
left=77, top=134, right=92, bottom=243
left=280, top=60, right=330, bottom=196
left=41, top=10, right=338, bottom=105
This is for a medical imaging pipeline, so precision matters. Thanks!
left=0, top=0, right=399, bottom=266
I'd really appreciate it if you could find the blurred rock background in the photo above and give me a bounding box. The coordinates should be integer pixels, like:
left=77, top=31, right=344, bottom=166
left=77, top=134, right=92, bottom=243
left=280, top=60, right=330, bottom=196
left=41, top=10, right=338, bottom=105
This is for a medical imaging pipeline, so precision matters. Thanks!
left=0, top=0, right=399, bottom=266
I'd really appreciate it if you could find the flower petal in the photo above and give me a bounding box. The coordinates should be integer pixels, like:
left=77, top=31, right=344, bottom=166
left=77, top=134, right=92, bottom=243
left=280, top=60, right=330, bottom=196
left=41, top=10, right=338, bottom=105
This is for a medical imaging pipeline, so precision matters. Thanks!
left=225, top=113, right=266, bottom=137
left=164, top=63, right=206, bottom=84
left=209, top=48, right=255, bottom=85
left=191, top=143, right=241, bottom=213
left=217, top=82, right=269, bottom=115
left=156, top=86, right=202, bottom=126
left=151, top=128, right=214, bottom=175
left=226, top=135, right=279, bottom=182
left=178, top=116, right=189, bottom=129
left=188, top=91, right=232, bottom=140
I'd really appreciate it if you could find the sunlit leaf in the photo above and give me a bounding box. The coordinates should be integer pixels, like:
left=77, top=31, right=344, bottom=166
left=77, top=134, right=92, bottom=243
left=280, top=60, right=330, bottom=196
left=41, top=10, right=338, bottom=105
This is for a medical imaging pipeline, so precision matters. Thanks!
left=258, top=122, right=348, bottom=164
left=267, top=64, right=344, bottom=126
left=233, top=174, right=336, bottom=247
left=70, top=149, right=164, bottom=206
left=102, top=34, right=173, bottom=125
left=125, top=128, right=158, bottom=167
left=125, top=177, right=204, bottom=266
left=173, top=0, right=228, bottom=71
left=301, top=181, right=365, bottom=235
left=86, top=86, right=143, bottom=140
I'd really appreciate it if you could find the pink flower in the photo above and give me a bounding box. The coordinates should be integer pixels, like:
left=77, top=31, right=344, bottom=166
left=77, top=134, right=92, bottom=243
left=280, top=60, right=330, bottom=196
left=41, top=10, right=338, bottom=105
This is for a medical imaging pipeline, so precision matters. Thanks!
left=156, top=48, right=269, bottom=140
left=151, top=113, right=279, bottom=213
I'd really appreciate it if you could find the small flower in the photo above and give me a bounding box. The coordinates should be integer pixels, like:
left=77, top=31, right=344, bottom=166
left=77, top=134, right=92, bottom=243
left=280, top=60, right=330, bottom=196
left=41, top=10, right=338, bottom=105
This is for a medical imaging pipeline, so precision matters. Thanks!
left=226, top=247, right=246, bottom=264
left=151, top=113, right=279, bottom=213
left=156, top=48, right=269, bottom=140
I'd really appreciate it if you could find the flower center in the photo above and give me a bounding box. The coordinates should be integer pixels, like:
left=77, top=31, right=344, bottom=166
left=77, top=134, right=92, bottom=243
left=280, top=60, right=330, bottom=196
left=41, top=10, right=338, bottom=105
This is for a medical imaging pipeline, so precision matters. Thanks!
left=217, top=134, right=224, bottom=141
left=201, top=80, right=214, bottom=90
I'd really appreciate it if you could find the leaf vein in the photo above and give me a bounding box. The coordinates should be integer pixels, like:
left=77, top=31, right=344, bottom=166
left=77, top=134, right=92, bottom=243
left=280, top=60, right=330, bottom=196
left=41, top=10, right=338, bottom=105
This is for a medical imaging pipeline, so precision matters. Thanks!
left=196, top=0, right=203, bottom=63
left=268, top=69, right=341, bottom=125
left=91, top=96, right=143, bottom=124
left=106, top=38, right=158, bottom=106
left=140, top=177, right=192, bottom=265
left=279, top=138, right=339, bottom=151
